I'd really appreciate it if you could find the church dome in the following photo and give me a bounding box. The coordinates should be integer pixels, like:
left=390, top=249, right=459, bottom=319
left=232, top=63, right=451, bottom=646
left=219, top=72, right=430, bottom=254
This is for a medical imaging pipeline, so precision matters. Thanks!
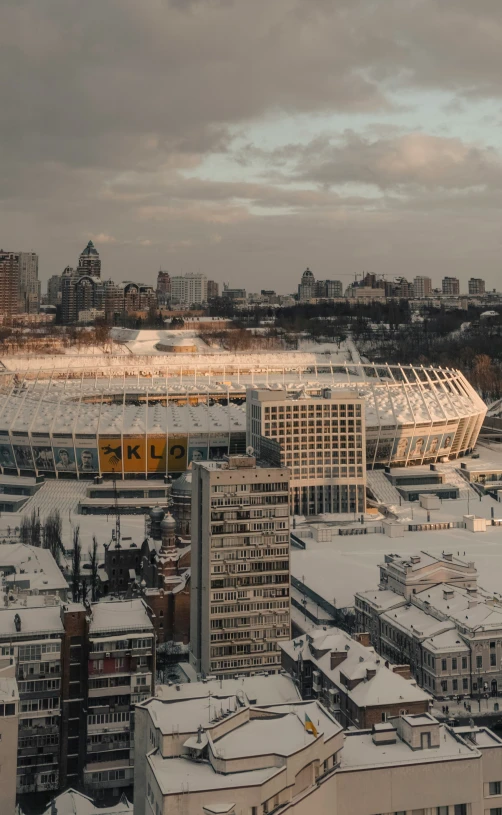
left=160, top=512, right=176, bottom=533
left=302, top=267, right=314, bottom=280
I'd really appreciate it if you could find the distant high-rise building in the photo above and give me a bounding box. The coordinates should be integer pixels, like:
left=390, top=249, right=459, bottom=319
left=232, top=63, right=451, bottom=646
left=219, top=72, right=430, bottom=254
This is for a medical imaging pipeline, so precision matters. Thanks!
left=156, top=270, right=171, bottom=295
left=413, top=276, right=432, bottom=298
left=189, top=454, right=291, bottom=678
left=18, top=252, right=39, bottom=313
left=324, top=279, right=343, bottom=298
left=468, top=277, right=486, bottom=296
left=170, top=273, right=208, bottom=306
left=386, top=277, right=414, bottom=298
left=442, top=276, right=460, bottom=296
left=207, top=279, right=219, bottom=300
left=221, top=283, right=246, bottom=303
left=298, top=267, right=316, bottom=301
left=77, top=240, right=101, bottom=278
left=47, top=274, right=63, bottom=306
left=0, top=251, right=20, bottom=316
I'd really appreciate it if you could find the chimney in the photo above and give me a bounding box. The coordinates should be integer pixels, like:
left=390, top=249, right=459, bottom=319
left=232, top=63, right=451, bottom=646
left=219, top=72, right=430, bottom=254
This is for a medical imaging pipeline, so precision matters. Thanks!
left=330, top=651, right=348, bottom=670
left=352, top=632, right=371, bottom=647
left=443, top=588, right=454, bottom=600
left=392, top=664, right=412, bottom=680
left=443, top=553, right=453, bottom=562
left=410, top=555, right=421, bottom=564
left=366, top=668, right=377, bottom=681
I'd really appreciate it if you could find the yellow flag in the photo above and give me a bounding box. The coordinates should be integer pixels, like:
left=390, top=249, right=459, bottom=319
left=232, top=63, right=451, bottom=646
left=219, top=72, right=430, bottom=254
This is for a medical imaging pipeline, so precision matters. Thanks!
left=305, top=713, right=318, bottom=738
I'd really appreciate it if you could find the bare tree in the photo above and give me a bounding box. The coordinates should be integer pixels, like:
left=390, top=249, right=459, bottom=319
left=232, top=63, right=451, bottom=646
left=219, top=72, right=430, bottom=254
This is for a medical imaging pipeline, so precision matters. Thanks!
left=43, top=509, right=64, bottom=565
left=70, top=526, right=82, bottom=602
left=29, top=509, right=41, bottom=548
left=19, top=515, right=30, bottom=544
left=89, top=535, right=100, bottom=602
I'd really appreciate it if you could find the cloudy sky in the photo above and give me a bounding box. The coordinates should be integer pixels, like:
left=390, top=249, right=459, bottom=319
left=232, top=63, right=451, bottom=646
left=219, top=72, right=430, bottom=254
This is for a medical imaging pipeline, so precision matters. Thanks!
left=3, top=0, right=502, bottom=291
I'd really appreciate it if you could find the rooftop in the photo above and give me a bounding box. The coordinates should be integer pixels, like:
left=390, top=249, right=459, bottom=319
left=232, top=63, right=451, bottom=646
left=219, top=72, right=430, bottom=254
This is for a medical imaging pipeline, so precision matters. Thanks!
left=0, top=605, right=63, bottom=637
left=148, top=753, right=279, bottom=796
left=340, top=722, right=475, bottom=770
left=39, top=788, right=132, bottom=815
left=281, top=629, right=430, bottom=709
left=89, top=598, right=153, bottom=634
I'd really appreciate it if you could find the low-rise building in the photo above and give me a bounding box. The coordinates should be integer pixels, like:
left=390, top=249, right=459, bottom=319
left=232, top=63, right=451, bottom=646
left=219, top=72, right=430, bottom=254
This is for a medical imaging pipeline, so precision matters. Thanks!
left=134, top=677, right=502, bottom=815
left=356, top=551, right=502, bottom=701
left=281, top=627, right=430, bottom=728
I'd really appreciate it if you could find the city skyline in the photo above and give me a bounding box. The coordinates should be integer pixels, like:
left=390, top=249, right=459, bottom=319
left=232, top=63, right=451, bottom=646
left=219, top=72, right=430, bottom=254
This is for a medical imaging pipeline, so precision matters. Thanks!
left=3, top=2, right=502, bottom=288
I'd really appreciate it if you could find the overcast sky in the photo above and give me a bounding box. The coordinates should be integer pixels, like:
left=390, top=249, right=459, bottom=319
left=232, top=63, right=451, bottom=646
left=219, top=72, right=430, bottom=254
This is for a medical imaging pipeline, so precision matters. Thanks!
left=3, top=0, right=502, bottom=291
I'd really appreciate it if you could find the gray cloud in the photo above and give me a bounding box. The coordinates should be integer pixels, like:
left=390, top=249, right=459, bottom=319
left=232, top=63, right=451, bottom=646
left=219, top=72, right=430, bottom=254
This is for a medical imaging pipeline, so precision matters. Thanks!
left=3, top=0, right=502, bottom=287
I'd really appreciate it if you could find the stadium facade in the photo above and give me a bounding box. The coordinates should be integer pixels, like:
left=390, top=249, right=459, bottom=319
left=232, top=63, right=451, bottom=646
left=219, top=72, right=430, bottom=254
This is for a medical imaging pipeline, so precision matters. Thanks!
left=0, top=356, right=486, bottom=479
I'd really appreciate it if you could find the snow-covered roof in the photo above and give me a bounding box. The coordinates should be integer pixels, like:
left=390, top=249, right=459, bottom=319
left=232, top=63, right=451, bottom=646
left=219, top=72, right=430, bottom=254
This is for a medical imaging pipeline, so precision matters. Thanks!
left=148, top=753, right=280, bottom=795
left=340, top=722, right=476, bottom=770
left=281, top=628, right=429, bottom=708
left=0, top=542, right=68, bottom=597
left=213, top=702, right=339, bottom=759
left=38, top=788, right=132, bottom=815
left=153, top=673, right=300, bottom=706
left=0, top=605, right=63, bottom=637
left=0, top=358, right=485, bottom=434
left=89, top=598, right=153, bottom=634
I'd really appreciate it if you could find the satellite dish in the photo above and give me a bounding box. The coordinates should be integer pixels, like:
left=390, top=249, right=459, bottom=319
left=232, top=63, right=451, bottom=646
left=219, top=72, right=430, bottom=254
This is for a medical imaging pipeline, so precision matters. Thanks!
left=246, top=446, right=254, bottom=456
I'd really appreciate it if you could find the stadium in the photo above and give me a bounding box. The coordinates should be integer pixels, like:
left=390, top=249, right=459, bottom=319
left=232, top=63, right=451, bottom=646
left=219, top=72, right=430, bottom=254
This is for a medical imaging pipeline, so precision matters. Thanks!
left=0, top=352, right=487, bottom=478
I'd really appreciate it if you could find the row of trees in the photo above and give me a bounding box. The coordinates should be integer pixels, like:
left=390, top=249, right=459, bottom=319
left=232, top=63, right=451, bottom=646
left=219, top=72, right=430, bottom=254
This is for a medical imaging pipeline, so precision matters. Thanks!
left=18, top=509, right=101, bottom=603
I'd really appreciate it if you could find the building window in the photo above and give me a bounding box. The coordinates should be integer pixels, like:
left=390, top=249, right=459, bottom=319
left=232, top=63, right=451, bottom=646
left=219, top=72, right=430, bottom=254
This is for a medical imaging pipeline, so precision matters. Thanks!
left=489, top=809, right=502, bottom=815
left=452, top=679, right=458, bottom=691
left=492, top=653, right=497, bottom=667
left=441, top=680, right=448, bottom=692
left=452, top=658, right=457, bottom=670
left=489, top=782, right=502, bottom=796
left=477, top=655, right=483, bottom=669
left=463, top=678, right=469, bottom=690
left=454, top=806, right=467, bottom=815
left=462, top=657, right=467, bottom=669
left=441, top=658, right=447, bottom=671
left=437, top=808, right=448, bottom=815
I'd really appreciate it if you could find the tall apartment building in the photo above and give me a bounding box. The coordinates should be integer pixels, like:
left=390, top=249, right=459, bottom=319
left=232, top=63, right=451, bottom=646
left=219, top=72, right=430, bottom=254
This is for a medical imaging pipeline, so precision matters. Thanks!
left=0, top=251, right=20, bottom=316
left=469, top=277, right=486, bottom=295
left=0, top=606, right=65, bottom=796
left=207, top=279, right=219, bottom=300
left=156, top=270, right=170, bottom=294
left=247, top=386, right=366, bottom=516
left=170, top=272, right=207, bottom=306
left=189, top=455, right=291, bottom=678
left=442, top=275, right=460, bottom=295
left=324, top=279, right=343, bottom=298
left=47, top=274, right=63, bottom=306
left=156, top=270, right=171, bottom=307
left=85, top=599, right=155, bottom=798
left=18, top=252, right=40, bottom=313
left=78, top=240, right=101, bottom=277
left=0, top=657, right=19, bottom=814
left=413, top=275, right=432, bottom=298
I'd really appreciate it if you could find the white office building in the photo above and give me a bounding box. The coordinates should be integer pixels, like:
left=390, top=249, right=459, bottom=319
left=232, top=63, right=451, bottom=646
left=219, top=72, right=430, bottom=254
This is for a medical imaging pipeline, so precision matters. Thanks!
left=247, top=386, right=366, bottom=515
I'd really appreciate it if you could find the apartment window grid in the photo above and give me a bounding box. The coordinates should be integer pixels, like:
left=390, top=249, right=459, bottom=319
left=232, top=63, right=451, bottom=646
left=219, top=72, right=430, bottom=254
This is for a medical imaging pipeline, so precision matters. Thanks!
left=207, top=473, right=290, bottom=675
left=252, top=394, right=365, bottom=515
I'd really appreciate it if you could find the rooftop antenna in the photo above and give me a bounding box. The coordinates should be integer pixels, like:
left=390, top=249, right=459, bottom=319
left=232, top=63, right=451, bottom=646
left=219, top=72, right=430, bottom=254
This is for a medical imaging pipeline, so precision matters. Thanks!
left=112, top=468, right=121, bottom=547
